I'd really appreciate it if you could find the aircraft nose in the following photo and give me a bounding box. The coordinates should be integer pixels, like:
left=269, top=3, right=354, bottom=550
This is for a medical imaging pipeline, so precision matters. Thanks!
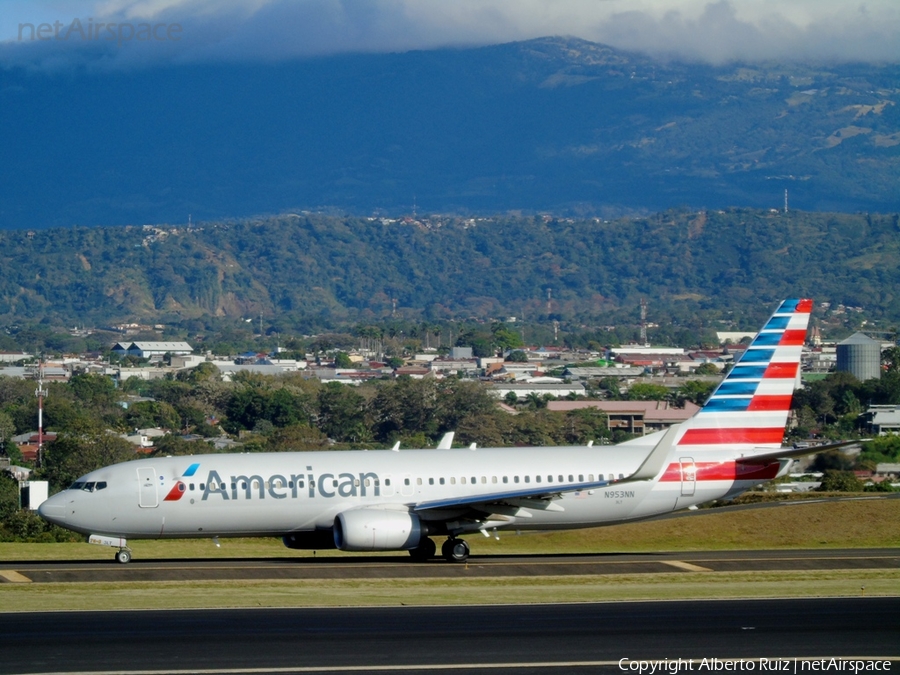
left=37, top=493, right=67, bottom=525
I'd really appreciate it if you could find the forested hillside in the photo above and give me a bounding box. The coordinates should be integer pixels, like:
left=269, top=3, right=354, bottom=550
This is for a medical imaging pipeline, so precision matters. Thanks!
left=0, top=209, right=899, bottom=333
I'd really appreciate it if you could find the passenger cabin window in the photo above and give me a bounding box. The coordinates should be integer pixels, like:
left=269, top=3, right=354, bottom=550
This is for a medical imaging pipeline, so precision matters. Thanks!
left=524, top=476, right=530, bottom=483
left=514, top=476, right=520, bottom=483
left=450, top=477, right=456, bottom=485
left=439, top=478, right=445, bottom=485
left=429, top=478, right=434, bottom=485
left=502, top=476, right=508, bottom=484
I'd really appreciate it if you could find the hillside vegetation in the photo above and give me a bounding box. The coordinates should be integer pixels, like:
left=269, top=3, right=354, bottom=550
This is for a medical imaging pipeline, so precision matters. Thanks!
left=1, top=209, right=899, bottom=331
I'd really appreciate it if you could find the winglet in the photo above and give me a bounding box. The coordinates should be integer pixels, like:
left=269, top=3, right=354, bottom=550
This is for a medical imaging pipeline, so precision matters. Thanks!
left=437, top=432, right=455, bottom=450
left=623, top=422, right=681, bottom=482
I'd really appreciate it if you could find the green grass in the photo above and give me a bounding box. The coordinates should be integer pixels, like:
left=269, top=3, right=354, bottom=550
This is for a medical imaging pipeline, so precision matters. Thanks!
left=1, top=571, right=897, bottom=612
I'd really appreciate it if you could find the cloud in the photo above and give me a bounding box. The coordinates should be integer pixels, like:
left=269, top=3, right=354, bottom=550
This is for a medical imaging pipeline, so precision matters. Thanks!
left=2, top=0, right=899, bottom=70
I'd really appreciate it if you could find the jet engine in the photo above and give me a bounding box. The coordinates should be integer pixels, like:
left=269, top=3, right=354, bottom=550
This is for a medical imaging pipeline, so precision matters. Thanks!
left=333, top=508, right=423, bottom=551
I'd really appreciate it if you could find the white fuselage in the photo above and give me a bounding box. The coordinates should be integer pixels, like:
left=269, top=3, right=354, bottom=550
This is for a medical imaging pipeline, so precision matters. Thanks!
left=38, top=442, right=768, bottom=540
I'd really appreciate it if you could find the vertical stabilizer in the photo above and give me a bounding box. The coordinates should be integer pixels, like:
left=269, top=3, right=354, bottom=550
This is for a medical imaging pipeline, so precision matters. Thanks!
left=675, top=299, right=812, bottom=451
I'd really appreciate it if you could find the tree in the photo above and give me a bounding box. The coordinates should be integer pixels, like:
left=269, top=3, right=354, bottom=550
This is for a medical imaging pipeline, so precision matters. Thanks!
left=317, top=383, right=370, bottom=443
left=672, top=380, right=716, bottom=406
left=491, top=323, right=524, bottom=352
left=0, top=411, right=14, bottom=446
left=333, top=352, right=353, bottom=369
left=525, top=392, right=547, bottom=410
left=504, top=391, right=519, bottom=406
left=506, top=350, right=529, bottom=363
left=626, top=383, right=670, bottom=401
left=176, top=361, right=220, bottom=384
left=693, top=362, right=720, bottom=375
left=818, top=470, right=863, bottom=492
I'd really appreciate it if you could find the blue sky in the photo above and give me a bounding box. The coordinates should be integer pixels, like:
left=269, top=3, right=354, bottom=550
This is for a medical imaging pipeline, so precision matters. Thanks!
left=2, top=0, right=899, bottom=70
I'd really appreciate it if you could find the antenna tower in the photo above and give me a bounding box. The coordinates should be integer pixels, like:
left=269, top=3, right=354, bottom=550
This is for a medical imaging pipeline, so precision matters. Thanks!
left=640, top=298, right=648, bottom=346
left=784, top=189, right=788, bottom=214
left=35, top=358, right=48, bottom=468
left=546, top=288, right=552, bottom=315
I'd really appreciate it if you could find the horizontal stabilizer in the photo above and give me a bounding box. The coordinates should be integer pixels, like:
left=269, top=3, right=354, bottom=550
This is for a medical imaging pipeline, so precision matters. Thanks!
left=739, top=438, right=866, bottom=465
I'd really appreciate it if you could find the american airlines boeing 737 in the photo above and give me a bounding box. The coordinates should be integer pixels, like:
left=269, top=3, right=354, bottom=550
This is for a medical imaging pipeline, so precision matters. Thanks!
left=40, top=299, right=829, bottom=563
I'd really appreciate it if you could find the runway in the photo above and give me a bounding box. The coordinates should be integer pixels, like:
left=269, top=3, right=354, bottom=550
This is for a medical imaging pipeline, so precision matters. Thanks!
left=2, top=548, right=898, bottom=584
left=2, top=598, right=897, bottom=675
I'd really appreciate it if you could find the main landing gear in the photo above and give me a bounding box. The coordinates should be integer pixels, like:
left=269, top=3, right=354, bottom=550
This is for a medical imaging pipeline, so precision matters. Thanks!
left=408, top=537, right=437, bottom=562
left=115, top=548, right=132, bottom=564
left=407, top=537, right=470, bottom=563
left=441, top=537, right=469, bottom=563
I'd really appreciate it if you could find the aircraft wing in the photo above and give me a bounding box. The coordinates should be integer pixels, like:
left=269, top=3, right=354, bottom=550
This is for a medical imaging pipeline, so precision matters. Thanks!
left=414, top=423, right=678, bottom=513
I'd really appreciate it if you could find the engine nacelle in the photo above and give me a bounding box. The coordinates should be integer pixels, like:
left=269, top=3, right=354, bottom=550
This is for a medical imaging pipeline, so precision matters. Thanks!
left=333, top=508, right=423, bottom=552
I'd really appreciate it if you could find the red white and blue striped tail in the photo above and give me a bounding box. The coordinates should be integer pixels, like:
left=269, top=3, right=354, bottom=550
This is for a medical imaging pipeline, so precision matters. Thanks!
left=675, top=298, right=812, bottom=452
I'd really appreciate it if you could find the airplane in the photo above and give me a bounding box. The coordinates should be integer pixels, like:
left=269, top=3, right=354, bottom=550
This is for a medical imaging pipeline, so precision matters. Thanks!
left=39, top=298, right=839, bottom=564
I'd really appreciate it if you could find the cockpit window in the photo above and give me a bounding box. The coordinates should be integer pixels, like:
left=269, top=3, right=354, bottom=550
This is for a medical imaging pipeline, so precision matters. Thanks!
left=68, top=481, right=107, bottom=492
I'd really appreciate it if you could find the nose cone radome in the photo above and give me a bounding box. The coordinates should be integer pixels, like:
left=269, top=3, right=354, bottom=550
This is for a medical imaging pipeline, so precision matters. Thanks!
left=37, top=493, right=67, bottom=525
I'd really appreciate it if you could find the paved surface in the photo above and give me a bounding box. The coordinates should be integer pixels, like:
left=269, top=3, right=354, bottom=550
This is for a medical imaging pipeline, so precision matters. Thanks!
left=1, top=548, right=898, bottom=583
left=2, top=598, right=898, bottom=674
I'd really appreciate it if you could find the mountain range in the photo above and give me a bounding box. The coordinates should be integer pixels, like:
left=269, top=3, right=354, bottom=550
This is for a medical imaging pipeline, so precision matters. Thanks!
left=2, top=37, right=899, bottom=229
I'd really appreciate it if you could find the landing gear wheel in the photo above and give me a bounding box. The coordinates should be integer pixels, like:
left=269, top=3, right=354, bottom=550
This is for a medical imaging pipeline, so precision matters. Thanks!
left=409, top=537, right=436, bottom=562
left=115, top=549, right=132, bottom=564
left=442, top=538, right=469, bottom=563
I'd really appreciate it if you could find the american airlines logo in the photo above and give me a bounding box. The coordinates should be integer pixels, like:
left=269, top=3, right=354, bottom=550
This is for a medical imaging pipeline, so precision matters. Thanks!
left=166, top=463, right=383, bottom=501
